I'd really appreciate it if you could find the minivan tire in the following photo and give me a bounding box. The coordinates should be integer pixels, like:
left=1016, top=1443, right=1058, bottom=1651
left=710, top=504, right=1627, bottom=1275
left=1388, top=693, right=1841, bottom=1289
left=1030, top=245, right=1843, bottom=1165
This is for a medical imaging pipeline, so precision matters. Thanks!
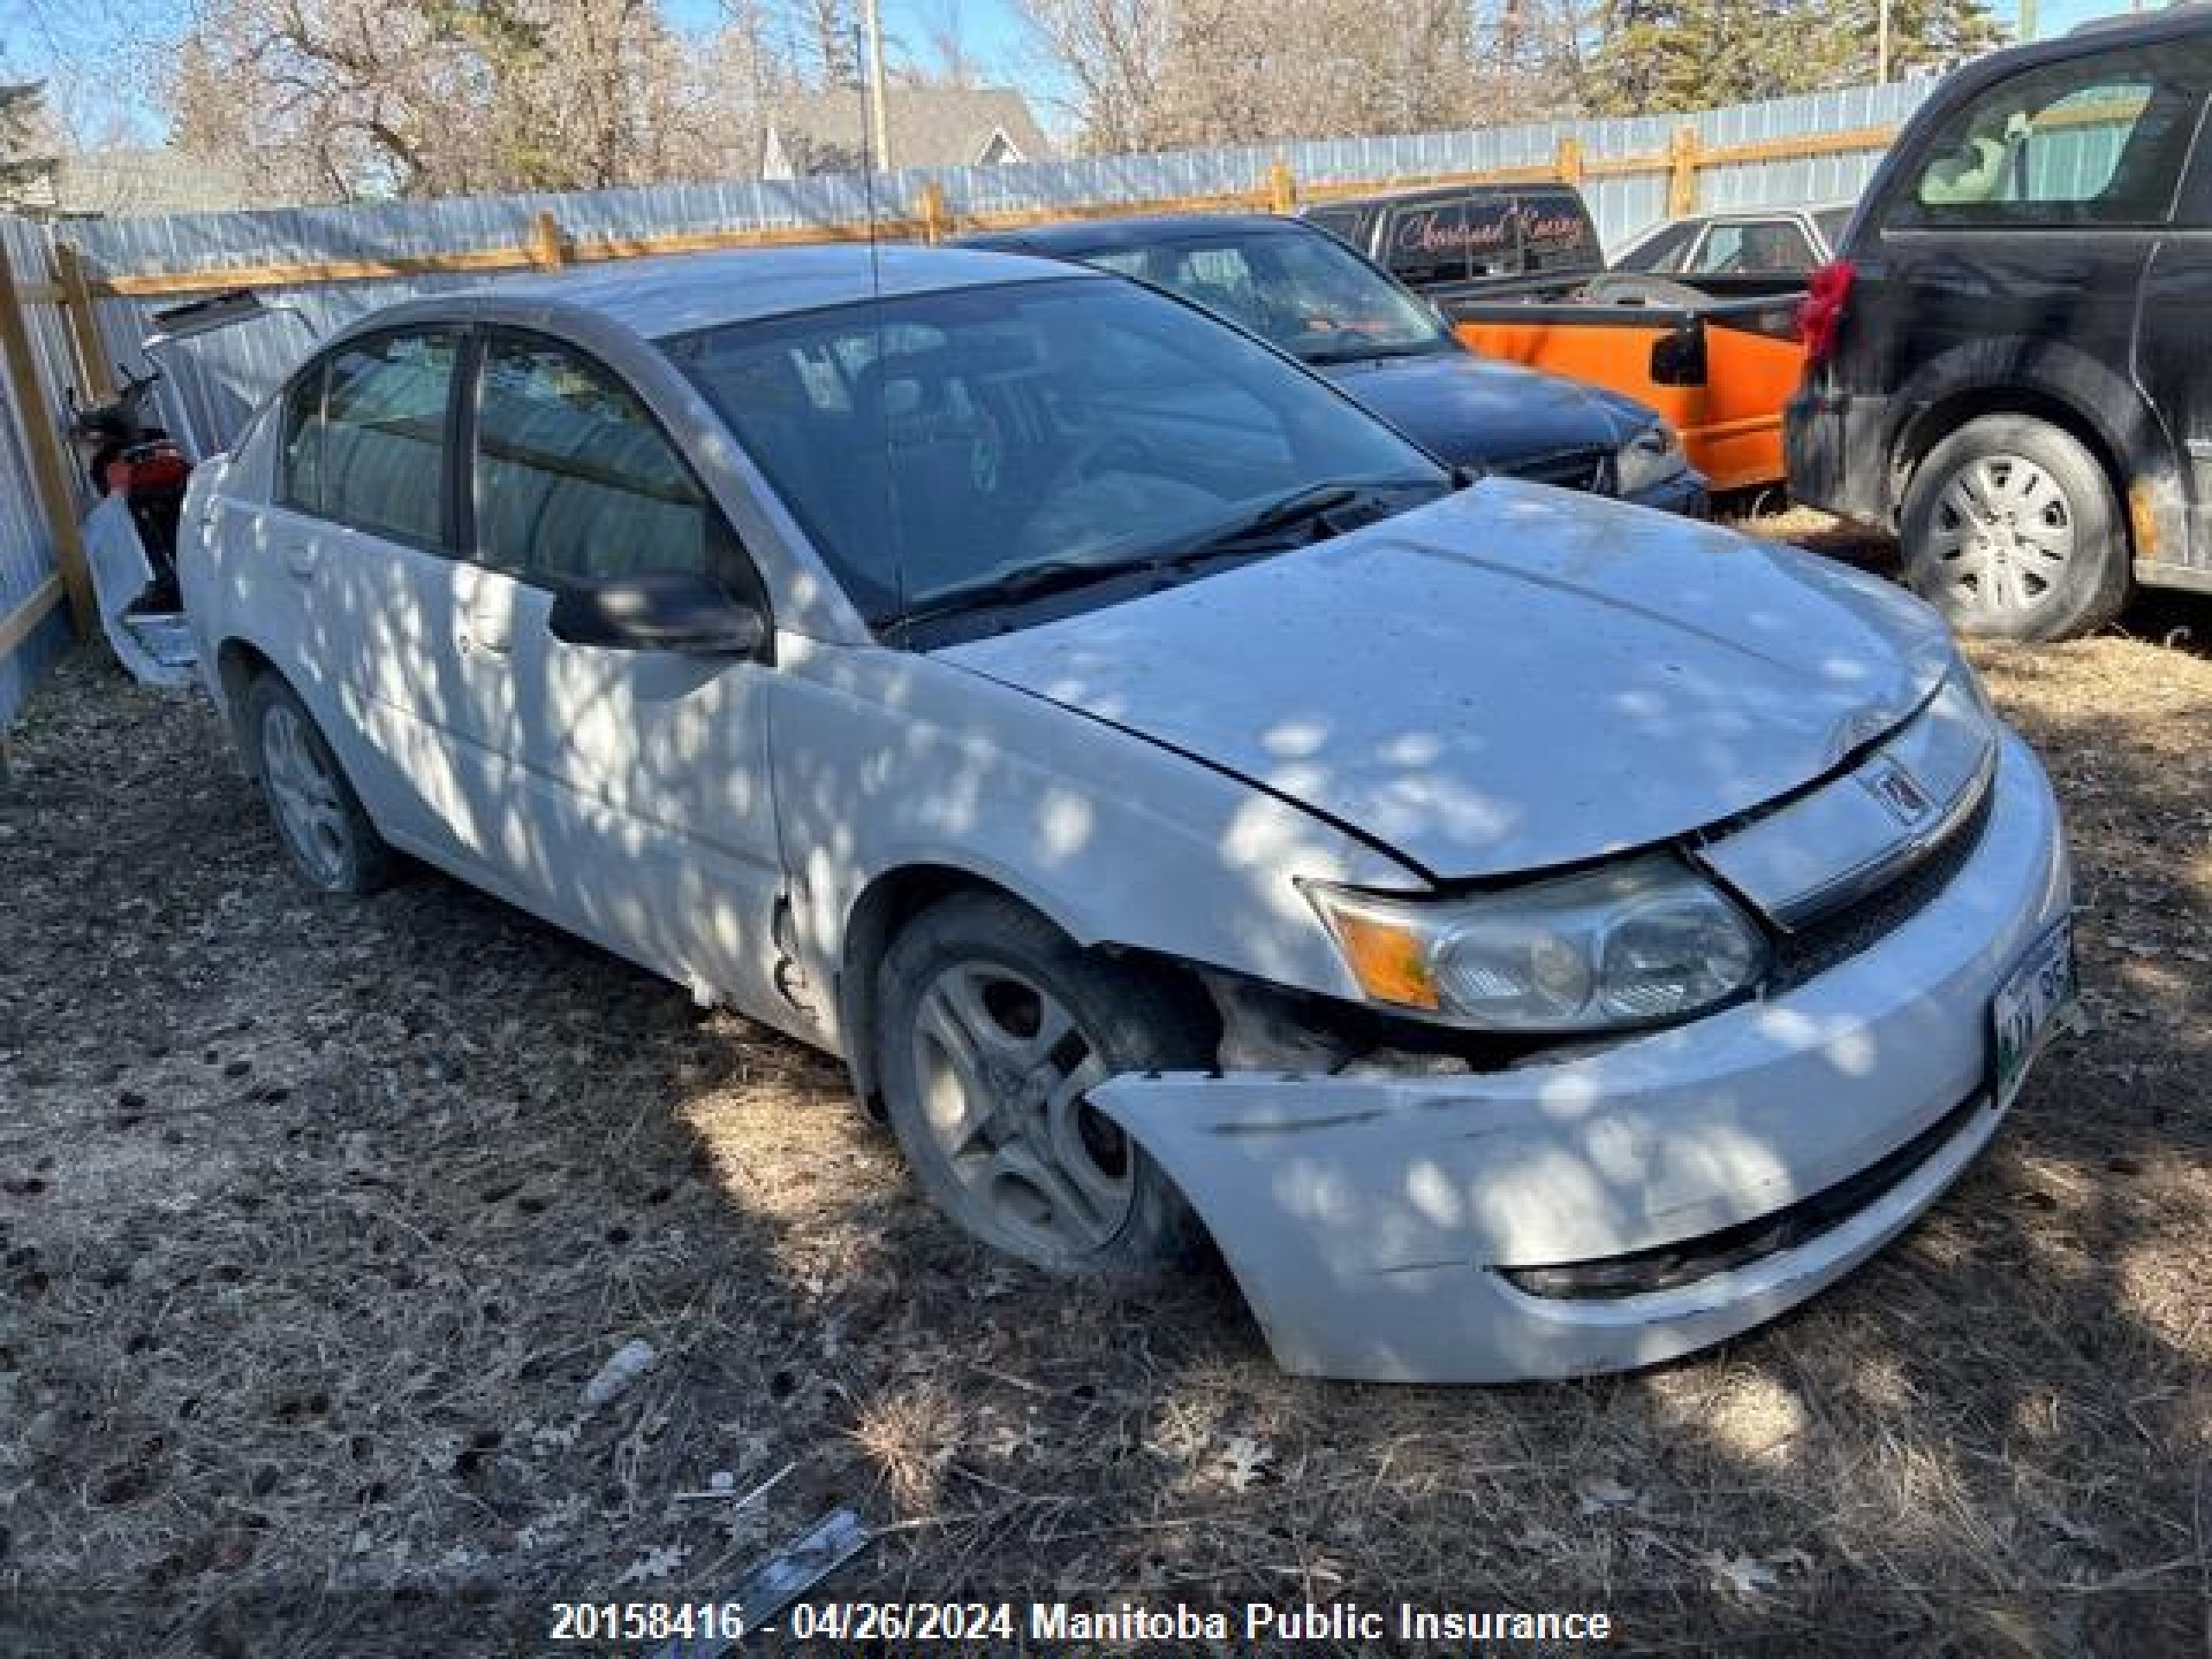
left=874, top=892, right=1212, bottom=1281
left=1900, top=415, right=2130, bottom=641
left=245, top=674, right=394, bottom=896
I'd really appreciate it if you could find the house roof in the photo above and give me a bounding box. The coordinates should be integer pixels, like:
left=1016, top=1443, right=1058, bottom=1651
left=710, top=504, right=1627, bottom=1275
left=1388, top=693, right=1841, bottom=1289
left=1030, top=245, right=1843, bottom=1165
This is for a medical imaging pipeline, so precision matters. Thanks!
left=760, top=87, right=1052, bottom=175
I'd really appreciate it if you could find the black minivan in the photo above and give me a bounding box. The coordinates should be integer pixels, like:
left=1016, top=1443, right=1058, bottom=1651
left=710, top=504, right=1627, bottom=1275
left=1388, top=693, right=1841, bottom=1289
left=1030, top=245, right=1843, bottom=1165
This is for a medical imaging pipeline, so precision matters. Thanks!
left=1787, top=9, right=2212, bottom=640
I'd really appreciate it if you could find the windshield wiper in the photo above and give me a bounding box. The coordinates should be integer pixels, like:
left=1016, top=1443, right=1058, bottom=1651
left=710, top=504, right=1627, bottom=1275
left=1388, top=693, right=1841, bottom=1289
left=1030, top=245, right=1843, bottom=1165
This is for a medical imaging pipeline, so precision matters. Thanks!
left=881, top=479, right=1439, bottom=634
left=1299, top=339, right=1455, bottom=365
left=1177, top=477, right=1440, bottom=556
left=883, top=556, right=1171, bottom=632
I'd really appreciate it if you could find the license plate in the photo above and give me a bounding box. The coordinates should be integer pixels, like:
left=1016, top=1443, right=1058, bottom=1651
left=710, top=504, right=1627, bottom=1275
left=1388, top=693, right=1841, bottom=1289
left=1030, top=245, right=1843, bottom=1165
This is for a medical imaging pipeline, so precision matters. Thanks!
left=1991, top=919, right=2078, bottom=1111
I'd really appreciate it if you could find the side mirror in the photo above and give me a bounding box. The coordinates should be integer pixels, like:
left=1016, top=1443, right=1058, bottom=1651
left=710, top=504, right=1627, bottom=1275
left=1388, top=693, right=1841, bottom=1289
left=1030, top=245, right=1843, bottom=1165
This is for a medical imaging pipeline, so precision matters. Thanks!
left=546, top=572, right=766, bottom=656
left=1649, top=323, right=1707, bottom=388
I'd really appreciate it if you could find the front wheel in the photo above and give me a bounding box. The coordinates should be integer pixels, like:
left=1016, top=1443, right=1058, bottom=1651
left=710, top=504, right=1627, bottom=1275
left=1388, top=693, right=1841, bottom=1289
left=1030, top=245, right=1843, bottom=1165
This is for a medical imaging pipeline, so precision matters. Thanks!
left=1900, top=415, right=2130, bottom=641
left=874, top=893, right=1212, bottom=1280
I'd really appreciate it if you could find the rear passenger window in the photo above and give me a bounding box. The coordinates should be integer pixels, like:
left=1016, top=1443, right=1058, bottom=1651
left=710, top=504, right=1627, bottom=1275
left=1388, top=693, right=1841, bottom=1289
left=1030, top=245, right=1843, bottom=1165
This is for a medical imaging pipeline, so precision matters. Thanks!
left=1693, top=219, right=1815, bottom=273
left=1907, top=45, right=2211, bottom=226
left=473, top=333, right=737, bottom=585
left=1385, top=199, right=1517, bottom=285
left=1514, top=193, right=1601, bottom=272
left=315, top=332, right=456, bottom=546
left=1621, top=219, right=1700, bottom=272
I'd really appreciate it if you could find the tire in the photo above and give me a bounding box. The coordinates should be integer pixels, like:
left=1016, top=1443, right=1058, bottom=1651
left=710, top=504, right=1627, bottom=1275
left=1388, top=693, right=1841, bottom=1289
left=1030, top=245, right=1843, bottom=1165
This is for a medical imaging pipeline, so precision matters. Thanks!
left=1899, top=415, right=2130, bottom=641
left=244, top=674, right=393, bottom=895
left=874, top=892, right=1213, bottom=1281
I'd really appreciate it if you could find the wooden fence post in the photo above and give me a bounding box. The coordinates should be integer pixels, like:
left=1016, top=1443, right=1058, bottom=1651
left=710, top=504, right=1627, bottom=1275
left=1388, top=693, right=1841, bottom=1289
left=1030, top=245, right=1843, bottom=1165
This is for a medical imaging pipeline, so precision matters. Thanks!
left=918, top=181, right=948, bottom=245
left=531, top=210, right=566, bottom=270
left=52, top=243, right=112, bottom=404
left=1668, top=125, right=1702, bottom=216
left=1555, top=135, right=1585, bottom=186
left=1267, top=159, right=1297, bottom=215
left=0, top=233, right=95, bottom=639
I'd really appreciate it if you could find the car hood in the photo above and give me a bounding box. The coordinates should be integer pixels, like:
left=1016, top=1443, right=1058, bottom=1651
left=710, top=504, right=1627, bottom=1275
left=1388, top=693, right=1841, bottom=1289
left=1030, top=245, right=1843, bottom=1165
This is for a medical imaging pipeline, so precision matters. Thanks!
left=1318, top=348, right=1636, bottom=470
left=936, top=482, right=1955, bottom=881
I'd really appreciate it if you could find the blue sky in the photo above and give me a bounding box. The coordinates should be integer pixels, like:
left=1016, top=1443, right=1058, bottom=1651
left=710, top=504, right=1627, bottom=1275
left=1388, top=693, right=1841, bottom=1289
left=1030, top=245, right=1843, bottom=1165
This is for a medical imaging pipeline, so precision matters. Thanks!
left=0, top=0, right=2157, bottom=149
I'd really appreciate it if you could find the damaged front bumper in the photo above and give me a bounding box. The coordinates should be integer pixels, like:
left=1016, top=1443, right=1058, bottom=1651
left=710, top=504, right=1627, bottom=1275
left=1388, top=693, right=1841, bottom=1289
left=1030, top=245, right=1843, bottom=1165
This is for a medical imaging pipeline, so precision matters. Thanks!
left=1093, top=733, right=2072, bottom=1384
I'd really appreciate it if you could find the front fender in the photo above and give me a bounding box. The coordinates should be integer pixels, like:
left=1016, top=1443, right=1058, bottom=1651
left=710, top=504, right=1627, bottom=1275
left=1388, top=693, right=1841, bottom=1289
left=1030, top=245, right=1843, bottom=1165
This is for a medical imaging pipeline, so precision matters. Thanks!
left=767, top=635, right=1424, bottom=1059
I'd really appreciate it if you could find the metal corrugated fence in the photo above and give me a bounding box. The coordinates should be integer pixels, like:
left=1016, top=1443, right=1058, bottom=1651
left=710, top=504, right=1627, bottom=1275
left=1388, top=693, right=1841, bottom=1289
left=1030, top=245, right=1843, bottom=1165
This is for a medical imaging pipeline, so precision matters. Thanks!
left=0, top=216, right=80, bottom=730
left=2, top=74, right=1939, bottom=722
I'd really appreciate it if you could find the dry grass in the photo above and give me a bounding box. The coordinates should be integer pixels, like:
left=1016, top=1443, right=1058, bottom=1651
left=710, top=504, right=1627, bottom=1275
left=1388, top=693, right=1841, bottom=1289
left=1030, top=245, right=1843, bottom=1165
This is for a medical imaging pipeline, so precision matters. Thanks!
left=3, top=513, right=2209, bottom=1655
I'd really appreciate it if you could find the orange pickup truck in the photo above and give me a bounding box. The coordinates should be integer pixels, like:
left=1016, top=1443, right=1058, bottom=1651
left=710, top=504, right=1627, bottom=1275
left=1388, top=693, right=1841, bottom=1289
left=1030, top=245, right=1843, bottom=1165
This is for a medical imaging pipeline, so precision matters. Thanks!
left=1448, top=273, right=1809, bottom=494
left=1306, top=187, right=1810, bottom=494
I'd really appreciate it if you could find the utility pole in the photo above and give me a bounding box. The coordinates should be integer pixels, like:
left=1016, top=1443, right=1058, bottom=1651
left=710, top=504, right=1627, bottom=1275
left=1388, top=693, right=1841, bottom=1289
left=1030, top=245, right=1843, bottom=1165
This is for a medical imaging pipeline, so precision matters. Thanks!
left=861, top=0, right=893, bottom=174
left=1878, top=0, right=1891, bottom=83
left=2019, top=0, right=2037, bottom=41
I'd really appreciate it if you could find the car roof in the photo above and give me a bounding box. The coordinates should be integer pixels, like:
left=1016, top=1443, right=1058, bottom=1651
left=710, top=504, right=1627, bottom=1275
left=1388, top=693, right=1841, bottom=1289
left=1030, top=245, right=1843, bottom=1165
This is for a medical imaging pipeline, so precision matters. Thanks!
left=1634, top=201, right=1852, bottom=232
left=1940, top=3, right=2211, bottom=89
left=2069, top=0, right=2212, bottom=36
left=958, top=213, right=1303, bottom=257
left=371, top=242, right=1091, bottom=340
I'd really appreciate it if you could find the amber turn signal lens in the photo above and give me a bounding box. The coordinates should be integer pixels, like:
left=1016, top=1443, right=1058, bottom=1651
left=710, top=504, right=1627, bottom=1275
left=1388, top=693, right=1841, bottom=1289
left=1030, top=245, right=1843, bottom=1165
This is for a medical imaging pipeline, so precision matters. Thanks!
left=1327, top=908, right=1440, bottom=1010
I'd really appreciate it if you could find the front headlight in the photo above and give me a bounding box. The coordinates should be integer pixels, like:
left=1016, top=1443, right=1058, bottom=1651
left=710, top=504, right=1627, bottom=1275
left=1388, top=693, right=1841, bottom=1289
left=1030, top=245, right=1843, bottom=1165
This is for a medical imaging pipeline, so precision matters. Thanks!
left=1306, top=855, right=1766, bottom=1032
left=1613, top=422, right=1687, bottom=495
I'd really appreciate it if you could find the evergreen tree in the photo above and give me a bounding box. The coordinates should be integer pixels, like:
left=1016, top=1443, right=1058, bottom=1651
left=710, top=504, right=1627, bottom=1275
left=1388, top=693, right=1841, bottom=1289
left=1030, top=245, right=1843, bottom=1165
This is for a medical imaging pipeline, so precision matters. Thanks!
left=0, top=78, right=48, bottom=190
left=1587, top=0, right=1999, bottom=115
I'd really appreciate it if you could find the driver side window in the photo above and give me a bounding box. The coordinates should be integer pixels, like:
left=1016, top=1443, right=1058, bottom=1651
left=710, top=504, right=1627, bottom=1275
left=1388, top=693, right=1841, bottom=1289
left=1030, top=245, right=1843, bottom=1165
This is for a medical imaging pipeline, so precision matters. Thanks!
left=471, top=332, right=742, bottom=588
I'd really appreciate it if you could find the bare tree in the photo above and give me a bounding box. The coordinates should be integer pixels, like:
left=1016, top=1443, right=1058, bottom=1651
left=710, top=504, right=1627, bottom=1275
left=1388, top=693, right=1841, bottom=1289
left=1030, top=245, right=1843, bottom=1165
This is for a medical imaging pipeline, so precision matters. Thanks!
left=904, top=0, right=983, bottom=87
left=165, top=0, right=740, bottom=200
left=1018, top=0, right=1596, bottom=155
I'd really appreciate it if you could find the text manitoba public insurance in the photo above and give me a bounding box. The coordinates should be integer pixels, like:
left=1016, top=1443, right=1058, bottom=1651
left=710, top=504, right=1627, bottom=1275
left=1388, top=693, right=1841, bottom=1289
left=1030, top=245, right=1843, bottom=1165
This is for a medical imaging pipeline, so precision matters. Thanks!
left=1032, top=1602, right=1614, bottom=1643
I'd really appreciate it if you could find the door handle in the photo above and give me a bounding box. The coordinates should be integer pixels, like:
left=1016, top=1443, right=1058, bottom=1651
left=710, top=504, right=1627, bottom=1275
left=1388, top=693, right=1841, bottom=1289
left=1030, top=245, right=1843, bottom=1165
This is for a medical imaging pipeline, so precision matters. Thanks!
left=464, top=592, right=514, bottom=656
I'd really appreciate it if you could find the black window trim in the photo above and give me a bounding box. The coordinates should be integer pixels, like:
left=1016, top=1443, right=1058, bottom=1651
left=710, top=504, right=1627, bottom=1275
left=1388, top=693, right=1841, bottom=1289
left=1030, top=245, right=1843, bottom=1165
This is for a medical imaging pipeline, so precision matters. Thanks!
left=274, top=357, right=325, bottom=518
left=462, top=323, right=774, bottom=632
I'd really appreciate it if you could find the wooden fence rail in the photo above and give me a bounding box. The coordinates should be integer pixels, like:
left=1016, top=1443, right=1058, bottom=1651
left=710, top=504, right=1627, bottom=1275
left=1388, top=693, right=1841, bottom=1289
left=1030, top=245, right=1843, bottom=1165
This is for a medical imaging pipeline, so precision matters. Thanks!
left=16, top=118, right=1901, bottom=307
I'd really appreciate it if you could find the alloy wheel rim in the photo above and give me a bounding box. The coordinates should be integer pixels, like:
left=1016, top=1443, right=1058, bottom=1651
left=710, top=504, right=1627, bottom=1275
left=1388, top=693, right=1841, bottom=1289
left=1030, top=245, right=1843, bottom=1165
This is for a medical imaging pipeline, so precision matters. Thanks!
left=908, top=961, right=1135, bottom=1258
left=261, top=705, right=349, bottom=887
left=1926, top=453, right=2076, bottom=620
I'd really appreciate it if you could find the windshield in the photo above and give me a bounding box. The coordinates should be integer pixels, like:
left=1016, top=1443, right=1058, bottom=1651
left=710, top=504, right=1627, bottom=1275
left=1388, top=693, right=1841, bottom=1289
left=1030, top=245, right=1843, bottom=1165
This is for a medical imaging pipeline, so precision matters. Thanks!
left=662, top=276, right=1444, bottom=626
left=1079, top=230, right=1457, bottom=365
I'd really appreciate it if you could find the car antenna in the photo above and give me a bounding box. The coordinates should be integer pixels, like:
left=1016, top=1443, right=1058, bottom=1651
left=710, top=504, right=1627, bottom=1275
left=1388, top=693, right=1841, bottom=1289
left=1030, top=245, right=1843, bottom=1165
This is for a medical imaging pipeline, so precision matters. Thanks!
left=854, top=24, right=906, bottom=635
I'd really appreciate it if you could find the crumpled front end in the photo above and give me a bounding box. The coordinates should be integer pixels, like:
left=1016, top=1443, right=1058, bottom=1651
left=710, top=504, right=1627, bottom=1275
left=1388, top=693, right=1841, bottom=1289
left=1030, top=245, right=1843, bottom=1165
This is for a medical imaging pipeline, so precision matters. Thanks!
left=1092, top=732, right=2072, bottom=1384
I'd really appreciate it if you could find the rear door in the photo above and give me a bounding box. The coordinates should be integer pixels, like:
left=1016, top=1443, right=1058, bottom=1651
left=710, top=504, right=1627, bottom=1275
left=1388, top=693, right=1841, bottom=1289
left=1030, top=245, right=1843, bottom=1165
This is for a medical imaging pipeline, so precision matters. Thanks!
left=457, top=327, right=786, bottom=1008
left=252, top=327, right=476, bottom=863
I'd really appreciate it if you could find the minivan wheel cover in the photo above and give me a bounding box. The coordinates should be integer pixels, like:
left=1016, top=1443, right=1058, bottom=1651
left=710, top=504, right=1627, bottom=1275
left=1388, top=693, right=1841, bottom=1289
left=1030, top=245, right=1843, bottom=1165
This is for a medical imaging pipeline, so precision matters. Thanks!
left=909, top=961, right=1135, bottom=1258
left=261, top=704, right=349, bottom=887
left=1927, top=454, right=2075, bottom=618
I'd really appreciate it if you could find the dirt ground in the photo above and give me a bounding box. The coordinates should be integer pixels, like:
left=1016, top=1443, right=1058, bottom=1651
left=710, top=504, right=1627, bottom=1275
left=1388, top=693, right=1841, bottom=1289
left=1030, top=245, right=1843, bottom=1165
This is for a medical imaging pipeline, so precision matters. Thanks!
left=3, top=525, right=2209, bottom=1657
